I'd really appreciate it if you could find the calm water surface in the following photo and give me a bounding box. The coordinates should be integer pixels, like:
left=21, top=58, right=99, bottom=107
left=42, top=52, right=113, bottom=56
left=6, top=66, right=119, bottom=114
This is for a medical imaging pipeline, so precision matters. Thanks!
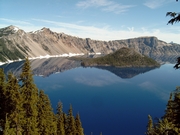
left=34, top=64, right=180, bottom=135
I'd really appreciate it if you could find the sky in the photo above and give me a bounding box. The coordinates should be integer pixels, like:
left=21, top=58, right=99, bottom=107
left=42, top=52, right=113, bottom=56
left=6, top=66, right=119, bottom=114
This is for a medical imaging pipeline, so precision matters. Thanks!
left=0, top=0, right=180, bottom=43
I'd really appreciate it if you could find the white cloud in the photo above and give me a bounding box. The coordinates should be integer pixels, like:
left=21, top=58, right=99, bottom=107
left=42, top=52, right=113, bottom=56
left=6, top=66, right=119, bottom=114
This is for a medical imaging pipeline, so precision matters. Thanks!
left=1, top=18, right=180, bottom=44
left=144, top=0, right=173, bottom=9
left=102, top=3, right=134, bottom=14
left=77, top=0, right=112, bottom=8
left=0, top=18, right=32, bottom=25
left=127, top=27, right=134, bottom=32
left=76, top=0, right=135, bottom=14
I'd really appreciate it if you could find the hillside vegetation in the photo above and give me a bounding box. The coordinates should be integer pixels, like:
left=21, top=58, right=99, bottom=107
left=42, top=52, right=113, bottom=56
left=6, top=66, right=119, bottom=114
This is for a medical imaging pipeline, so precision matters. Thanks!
left=0, top=58, right=84, bottom=135
left=81, top=47, right=160, bottom=67
left=146, top=87, right=180, bottom=134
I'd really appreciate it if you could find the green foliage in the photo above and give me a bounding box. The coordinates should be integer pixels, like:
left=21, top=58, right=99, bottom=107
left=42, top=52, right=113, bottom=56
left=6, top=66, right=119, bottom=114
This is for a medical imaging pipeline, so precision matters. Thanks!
left=146, top=87, right=180, bottom=134
left=163, top=93, right=175, bottom=124
left=75, top=113, right=84, bottom=135
left=6, top=72, right=23, bottom=135
left=155, top=118, right=176, bottom=135
left=0, top=58, right=84, bottom=135
left=37, top=90, right=56, bottom=135
left=0, top=68, right=7, bottom=129
left=166, top=12, right=180, bottom=25
left=146, top=115, right=154, bottom=135
left=20, top=58, right=39, bottom=135
left=56, top=102, right=84, bottom=135
left=66, top=105, right=77, bottom=135
left=3, top=115, right=10, bottom=135
left=166, top=0, right=180, bottom=25
left=56, top=102, right=66, bottom=135
left=81, top=47, right=160, bottom=67
left=0, top=38, right=25, bottom=62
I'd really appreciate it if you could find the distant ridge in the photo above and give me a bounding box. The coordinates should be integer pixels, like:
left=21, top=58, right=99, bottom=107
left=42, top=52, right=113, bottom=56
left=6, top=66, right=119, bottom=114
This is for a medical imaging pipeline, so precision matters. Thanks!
left=0, top=25, right=180, bottom=63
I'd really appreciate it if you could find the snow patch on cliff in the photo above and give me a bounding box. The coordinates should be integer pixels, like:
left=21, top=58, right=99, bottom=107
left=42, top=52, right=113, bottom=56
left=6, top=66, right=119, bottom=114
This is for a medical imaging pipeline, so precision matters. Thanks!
left=13, top=26, right=19, bottom=32
left=0, top=53, right=85, bottom=66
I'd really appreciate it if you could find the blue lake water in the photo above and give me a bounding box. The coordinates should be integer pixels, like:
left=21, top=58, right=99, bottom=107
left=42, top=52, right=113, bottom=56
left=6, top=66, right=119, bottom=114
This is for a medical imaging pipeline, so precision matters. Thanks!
left=33, top=64, right=180, bottom=135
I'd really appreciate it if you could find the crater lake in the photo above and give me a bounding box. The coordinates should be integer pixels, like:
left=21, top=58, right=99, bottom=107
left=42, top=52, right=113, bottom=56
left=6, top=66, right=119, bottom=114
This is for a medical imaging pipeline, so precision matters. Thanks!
left=1, top=57, right=180, bottom=135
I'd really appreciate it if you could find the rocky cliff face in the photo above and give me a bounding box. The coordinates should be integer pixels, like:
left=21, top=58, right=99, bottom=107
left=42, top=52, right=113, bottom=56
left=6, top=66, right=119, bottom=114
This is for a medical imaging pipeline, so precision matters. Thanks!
left=0, top=25, right=180, bottom=62
left=120, top=37, right=179, bottom=56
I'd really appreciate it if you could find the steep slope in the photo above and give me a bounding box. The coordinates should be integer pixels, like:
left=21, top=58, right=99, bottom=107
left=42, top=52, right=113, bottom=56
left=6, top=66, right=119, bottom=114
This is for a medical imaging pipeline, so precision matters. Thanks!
left=0, top=26, right=27, bottom=61
left=120, top=37, right=180, bottom=56
left=0, top=25, right=180, bottom=63
left=28, top=28, right=83, bottom=55
left=0, top=26, right=85, bottom=62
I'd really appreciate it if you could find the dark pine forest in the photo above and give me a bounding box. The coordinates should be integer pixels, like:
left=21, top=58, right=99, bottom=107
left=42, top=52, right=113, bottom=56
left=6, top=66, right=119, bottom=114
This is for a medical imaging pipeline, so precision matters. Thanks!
left=0, top=58, right=84, bottom=135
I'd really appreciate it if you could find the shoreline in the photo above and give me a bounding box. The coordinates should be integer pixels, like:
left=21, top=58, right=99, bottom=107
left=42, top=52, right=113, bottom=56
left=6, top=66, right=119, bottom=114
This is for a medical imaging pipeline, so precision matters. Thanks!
left=0, top=52, right=102, bottom=66
left=0, top=53, right=84, bottom=66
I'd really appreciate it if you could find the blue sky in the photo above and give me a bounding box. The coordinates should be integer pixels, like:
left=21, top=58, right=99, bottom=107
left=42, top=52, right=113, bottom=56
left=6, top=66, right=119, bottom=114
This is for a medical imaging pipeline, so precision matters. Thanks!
left=0, top=0, right=180, bottom=43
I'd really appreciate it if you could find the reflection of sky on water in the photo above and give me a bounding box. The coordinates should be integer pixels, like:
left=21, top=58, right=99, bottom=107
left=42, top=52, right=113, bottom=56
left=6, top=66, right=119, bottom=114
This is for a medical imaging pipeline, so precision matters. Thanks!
left=133, top=64, right=180, bottom=101
left=74, top=68, right=128, bottom=87
left=139, top=81, right=169, bottom=101
left=33, top=64, right=180, bottom=135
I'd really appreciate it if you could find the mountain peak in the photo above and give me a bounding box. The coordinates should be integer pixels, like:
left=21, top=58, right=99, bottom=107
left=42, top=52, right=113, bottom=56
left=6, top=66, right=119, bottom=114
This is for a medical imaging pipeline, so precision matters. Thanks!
left=0, top=25, right=22, bottom=36
left=32, top=27, right=52, bottom=34
left=41, top=27, right=50, bottom=30
left=7, top=25, right=20, bottom=32
left=41, top=27, right=52, bottom=32
left=0, top=25, right=180, bottom=64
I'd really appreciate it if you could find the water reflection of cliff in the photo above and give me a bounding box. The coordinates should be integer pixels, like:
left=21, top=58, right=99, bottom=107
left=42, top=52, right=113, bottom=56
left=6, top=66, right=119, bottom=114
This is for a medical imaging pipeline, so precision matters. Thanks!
left=0, top=58, right=81, bottom=77
left=151, top=55, right=178, bottom=64
left=0, top=55, right=176, bottom=78
left=31, top=58, right=81, bottom=77
left=91, top=54, right=175, bottom=79
left=95, top=66, right=159, bottom=79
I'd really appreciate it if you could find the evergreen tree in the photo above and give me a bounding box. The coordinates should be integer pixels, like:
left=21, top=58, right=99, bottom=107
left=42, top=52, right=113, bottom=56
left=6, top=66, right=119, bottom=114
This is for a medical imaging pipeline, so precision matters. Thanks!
left=166, top=0, right=180, bottom=25
left=5, top=72, right=23, bottom=135
left=163, top=93, right=175, bottom=125
left=146, top=87, right=180, bottom=134
left=20, top=58, right=39, bottom=135
left=63, top=112, right=68, bottom=134
left=75, top=113, right=84, bottom=135
left=4, top=112, right=25, bottom=135
left=0, top=68, right=6, bottom=131
left=37, top=90, right=57, bottom=135
left=66, top=105, right=76, bottom=135
left=172, top=88, right=180, bottom=128
left=155, top=118, right=177, bottom=135
left=146, top=115, right=154, bottom=135
left=56, top=102, right=65, bottom=135
left=3, top=115, right=11, bottom=135
left=0, top=59, right=85, bottom=135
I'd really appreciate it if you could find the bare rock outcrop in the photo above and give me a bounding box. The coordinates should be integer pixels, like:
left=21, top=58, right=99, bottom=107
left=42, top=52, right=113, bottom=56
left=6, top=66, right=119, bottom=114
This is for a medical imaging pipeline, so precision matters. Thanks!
left=0, top=25, right=180, bottom=62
